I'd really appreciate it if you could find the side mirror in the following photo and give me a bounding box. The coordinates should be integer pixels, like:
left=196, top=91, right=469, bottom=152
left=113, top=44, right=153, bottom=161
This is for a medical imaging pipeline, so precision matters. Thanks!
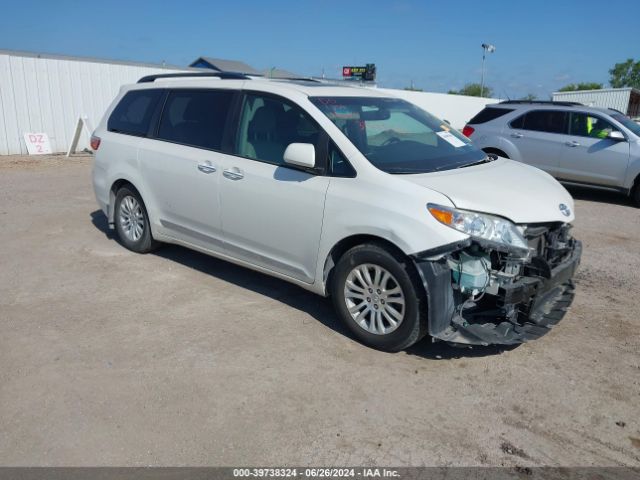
left=608, top=130, right=625, bottom=141
left=284, top=143, right=315, bottom=168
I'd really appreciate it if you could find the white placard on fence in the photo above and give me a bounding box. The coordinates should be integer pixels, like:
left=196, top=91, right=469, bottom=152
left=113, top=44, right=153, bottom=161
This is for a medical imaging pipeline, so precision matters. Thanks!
left=23, top=133, right=53, bottom=155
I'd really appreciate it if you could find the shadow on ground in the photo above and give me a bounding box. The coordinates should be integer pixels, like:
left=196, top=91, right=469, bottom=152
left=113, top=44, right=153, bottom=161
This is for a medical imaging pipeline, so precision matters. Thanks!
left=90, top=210, right=512, bottom=360
left=565, top=185, right=634, bottom=207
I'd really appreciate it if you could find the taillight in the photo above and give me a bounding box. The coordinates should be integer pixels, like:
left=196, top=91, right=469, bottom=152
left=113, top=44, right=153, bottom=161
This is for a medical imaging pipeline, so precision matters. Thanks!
left=90, top=135, right=101, bottom=150
left=462, top=125, right=475, bottom=138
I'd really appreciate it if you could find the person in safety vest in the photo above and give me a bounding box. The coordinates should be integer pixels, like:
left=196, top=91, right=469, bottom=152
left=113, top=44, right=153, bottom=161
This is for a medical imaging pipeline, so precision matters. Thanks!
left=586, top=117, right=611, bottom=139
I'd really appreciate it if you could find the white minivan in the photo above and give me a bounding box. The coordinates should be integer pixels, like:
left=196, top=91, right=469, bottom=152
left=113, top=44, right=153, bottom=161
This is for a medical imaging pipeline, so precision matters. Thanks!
left=92, top=72, right=582, bottom=351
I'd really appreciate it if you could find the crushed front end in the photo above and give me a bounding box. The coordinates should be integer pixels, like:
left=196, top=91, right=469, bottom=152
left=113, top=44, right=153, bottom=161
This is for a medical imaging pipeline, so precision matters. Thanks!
left=412, top=223, right=582, bottom=345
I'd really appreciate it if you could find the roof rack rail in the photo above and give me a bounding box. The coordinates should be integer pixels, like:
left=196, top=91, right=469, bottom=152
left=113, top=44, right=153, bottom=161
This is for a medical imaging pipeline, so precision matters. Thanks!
left=499, top=100, right=583, bottom=106
left=137, top=72, right=251, bottom=83
left=271, top=76, right=323, bottom=83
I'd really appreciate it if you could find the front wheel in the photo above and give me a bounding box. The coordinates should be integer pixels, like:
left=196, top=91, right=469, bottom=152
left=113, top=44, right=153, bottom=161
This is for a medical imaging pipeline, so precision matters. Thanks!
left=632, top=182, right=640, bottom=207
left=330, top=243, right=428, bottom=352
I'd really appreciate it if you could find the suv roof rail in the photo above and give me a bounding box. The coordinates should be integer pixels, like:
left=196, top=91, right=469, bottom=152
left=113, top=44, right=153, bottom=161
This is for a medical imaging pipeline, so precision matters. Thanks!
left=137, top=72, right=252, bottom=83
left=499, top=100, right=583, bottom=107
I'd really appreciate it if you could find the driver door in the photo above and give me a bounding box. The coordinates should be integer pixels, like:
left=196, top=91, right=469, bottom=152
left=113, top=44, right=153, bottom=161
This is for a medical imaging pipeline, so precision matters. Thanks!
left=219, top=93, right=330, bottom=283
left=557, top=112, right=631, bottom=187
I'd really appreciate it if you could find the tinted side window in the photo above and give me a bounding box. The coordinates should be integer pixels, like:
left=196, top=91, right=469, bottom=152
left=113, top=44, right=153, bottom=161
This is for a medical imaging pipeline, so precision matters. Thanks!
left=108, top=89, right=163, bottom=137
left=522, top=110, right=568, bottom=134
left=329, top=142, right=356, bottom=177
left=569, top=113, right=618, bottom=138
left=468, top=107, right=514, bottom=125
left=157, top=90, right=234, bottom=150
left=236, top=93, right=320, bottom=166
left=510, top=113, right=525, bottom=129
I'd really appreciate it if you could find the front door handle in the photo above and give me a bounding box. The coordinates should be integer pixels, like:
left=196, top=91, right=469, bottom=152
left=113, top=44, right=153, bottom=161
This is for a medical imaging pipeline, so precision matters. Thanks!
left=223, top=168, right=244, bottom=180
left=565, top=141, right=580, bottom=147
left=197, top=162, right=217, bottom=174
left=511, top=132, right=523, bottom=138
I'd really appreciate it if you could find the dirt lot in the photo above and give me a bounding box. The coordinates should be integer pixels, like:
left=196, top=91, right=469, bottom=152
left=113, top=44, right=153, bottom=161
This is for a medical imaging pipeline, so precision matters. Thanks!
left=0, top=154, right=638, bottom=467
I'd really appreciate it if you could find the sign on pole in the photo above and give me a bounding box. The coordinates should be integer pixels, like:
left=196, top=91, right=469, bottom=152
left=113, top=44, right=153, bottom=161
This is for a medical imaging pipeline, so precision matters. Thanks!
left=342, top=64, right=376, bottom=81
left=23, top=133, right=53, bottom=155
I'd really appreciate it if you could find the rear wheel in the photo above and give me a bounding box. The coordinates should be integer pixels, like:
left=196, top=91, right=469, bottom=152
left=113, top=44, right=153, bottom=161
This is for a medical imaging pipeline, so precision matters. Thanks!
left=330, top=243, right=428, bottom=352
left=114, top=187, right=158, bottom=253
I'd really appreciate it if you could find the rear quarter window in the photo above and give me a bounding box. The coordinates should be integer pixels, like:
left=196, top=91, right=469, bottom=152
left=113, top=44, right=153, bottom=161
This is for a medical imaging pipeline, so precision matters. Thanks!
left=157, top=89, right=235, bottom=150
left=108, top=89, right=164, bottom=137
left=468, top=107, right=514, bottom=125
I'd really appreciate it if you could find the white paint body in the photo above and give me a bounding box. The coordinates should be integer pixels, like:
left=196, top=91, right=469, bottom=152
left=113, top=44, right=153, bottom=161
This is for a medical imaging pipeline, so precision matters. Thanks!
left=92, top=78, right=575, bottom=296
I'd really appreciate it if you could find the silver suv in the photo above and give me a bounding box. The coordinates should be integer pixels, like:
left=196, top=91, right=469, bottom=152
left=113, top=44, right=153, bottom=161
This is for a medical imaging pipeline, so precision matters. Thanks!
left=463, top=101, right=640, bottom=206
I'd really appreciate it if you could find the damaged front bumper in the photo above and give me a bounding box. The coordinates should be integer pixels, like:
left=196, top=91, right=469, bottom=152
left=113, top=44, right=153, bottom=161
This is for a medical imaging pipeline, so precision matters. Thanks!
left=412, top=225, right=582, bottom=346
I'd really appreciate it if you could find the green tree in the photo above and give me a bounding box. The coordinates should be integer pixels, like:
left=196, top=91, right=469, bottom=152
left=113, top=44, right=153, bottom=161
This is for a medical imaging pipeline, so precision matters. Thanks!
left=520, top=93, right=538, bottom=100
left=448, top=83, right=493, bottom=97
left=558, top=82, right=603, bottom=92
left=609, top=59, right=640, bottom=88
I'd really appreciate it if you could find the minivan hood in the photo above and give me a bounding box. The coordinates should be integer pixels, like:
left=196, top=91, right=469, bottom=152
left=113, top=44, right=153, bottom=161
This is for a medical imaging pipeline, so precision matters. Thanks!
left=401, top=158, right=575, bottom=224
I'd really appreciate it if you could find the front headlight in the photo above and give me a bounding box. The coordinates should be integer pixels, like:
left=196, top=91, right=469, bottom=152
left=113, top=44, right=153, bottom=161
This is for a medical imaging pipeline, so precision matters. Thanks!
left=427, top=203, right=528, bottom=251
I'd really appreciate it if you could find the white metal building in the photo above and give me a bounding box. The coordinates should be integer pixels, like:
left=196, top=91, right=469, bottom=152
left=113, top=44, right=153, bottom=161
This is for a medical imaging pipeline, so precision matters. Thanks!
left=0, top=50, right=189, bottom=155
left=0, top=49, right=501, bottom=155
left=378, top=88, right=500, bottom=129
left=552, top=87, right=640, bottom=117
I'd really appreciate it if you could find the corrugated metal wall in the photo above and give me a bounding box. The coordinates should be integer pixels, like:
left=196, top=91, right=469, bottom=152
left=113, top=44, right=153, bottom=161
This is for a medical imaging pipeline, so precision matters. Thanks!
left=0, top=51, right=187, bottom=155
left=378, top=88, right=500, bottom=129
left=0, top=50, right=504, bottom=154
left=552, top=88, right=632, bottom=114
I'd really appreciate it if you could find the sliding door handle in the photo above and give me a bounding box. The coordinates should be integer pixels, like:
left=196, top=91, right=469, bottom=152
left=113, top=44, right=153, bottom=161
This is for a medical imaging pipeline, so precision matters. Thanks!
left=197, top=162, right=217, bottom=174
left=223, top=168, right=244, bottom=180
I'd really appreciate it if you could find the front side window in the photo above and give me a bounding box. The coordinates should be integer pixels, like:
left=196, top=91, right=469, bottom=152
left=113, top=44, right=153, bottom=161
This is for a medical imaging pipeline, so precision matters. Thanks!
left=310, top=97, right=484, bottom=174
left=157, top=89, right=234, bottom=150
left=518, top=110, right=568, bottom=134
left=569, top=113, right=619, bottom=139
left=328, top=142, right=356, bottom=177
left=108, top=89, right=163, bottom=137
left=236, top=93, right=320, bottom=166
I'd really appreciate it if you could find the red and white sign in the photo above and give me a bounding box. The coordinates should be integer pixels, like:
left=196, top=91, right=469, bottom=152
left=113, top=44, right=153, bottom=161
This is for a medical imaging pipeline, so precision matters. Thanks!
left=23, top=133, right=52, bottom=155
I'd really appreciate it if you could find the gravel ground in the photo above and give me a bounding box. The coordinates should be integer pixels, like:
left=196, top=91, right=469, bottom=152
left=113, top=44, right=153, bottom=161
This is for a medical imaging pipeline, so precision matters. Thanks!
left=0, top=154, right=638, bottom=467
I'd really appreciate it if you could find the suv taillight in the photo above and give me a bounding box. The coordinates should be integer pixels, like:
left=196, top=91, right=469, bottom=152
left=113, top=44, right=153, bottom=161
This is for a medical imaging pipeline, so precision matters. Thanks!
left=90, top=135, right=101, bottom=150
left=462, top=125, right=475, bottom=138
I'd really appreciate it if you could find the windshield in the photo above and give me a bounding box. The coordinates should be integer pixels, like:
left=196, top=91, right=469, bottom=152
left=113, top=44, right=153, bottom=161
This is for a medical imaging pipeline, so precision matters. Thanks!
left=310, top=96, right=486, bottom=174
left=611, top=113, right=640, bottom=137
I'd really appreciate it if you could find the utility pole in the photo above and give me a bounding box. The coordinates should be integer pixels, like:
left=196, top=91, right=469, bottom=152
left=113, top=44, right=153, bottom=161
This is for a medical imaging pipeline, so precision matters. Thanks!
left=480, top=43, right=495, bottom=97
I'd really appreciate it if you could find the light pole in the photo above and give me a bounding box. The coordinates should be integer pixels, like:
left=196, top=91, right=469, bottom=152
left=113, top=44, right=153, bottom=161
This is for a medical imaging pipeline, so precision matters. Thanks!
left=480, top=43, right=495, bottom=97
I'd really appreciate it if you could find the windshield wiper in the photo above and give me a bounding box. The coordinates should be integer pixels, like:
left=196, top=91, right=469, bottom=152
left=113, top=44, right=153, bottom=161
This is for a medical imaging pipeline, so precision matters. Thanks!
left=456, top=155, right=495, bottom=169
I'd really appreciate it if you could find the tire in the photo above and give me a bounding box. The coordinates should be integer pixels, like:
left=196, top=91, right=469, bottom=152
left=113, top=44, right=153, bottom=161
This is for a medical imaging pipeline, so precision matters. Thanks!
left=632, top=182, right=640, bottom=207
left=113, top=186, right=158, bottom=253
left=330, top=243, right=428, bottom=352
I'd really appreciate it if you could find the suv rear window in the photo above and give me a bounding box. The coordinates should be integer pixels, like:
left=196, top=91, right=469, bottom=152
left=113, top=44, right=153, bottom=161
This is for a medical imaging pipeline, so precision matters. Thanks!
left=157, top=89, right=235, bottom=150
left=468, top=107, right=513, bottom=124
left=511, top=110, right=567, bottom=134
left=108, top=89, right=163, bottom=137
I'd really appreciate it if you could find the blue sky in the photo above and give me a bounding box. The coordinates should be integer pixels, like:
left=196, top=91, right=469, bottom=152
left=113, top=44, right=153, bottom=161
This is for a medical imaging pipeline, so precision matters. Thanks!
left=1, top=0, right=638, bottom=98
